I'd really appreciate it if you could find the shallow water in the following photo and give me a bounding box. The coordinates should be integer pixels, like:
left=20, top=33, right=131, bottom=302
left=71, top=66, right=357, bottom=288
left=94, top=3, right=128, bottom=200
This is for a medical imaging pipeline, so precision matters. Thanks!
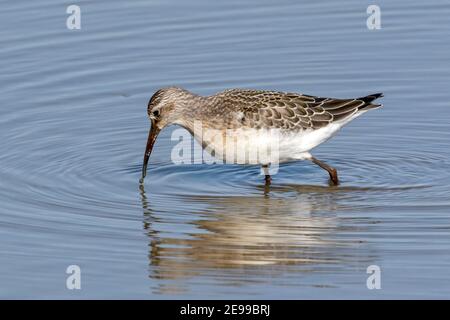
left=1, top=0, right=450, bottom=298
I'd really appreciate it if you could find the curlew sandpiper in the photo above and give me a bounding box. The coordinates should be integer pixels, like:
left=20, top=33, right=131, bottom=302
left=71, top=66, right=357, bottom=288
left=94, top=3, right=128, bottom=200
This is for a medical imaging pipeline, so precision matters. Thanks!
left=140, top=87, right=383, bottom=185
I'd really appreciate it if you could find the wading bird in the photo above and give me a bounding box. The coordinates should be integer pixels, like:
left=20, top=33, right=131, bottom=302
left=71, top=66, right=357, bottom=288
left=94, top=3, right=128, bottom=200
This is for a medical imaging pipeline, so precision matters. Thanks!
left=140, top=87, right=382, bottom=185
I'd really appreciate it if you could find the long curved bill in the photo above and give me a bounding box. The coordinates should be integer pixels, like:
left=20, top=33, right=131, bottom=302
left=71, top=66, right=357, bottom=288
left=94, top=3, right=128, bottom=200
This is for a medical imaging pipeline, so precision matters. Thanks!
left=140, top=122, right=160, bottom=183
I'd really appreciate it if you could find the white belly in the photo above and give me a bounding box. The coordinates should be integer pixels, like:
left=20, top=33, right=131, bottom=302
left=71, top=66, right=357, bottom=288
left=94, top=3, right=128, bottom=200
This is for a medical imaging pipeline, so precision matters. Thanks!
left=194, top=124, right=342, bottom=165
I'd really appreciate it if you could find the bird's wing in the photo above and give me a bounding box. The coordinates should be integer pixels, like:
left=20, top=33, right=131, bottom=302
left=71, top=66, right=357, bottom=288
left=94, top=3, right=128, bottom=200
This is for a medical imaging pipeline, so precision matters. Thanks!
left=219, top=89, right=378, bottom=130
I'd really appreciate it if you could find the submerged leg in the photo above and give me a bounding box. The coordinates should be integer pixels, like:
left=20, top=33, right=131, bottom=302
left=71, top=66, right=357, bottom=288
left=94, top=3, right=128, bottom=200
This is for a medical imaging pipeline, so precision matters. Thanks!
left=262, top=164, right=272, bottom=184
left=310, top=156, right=339, bottom=185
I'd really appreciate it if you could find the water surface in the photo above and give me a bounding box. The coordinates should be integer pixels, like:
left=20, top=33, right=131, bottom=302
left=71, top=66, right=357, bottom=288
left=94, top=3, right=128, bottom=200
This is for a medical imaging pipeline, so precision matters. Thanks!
left=1, top=0, right=450, bottom=298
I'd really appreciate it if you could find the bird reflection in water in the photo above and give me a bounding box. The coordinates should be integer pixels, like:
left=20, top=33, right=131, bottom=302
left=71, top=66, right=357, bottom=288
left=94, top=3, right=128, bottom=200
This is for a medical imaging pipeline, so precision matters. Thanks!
left=139, top=184, right=376, bottom=294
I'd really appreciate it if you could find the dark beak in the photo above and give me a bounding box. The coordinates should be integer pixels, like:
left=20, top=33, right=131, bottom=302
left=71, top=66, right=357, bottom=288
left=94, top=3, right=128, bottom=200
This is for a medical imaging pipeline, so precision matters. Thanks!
left=140, top=121, right=161, bottom=183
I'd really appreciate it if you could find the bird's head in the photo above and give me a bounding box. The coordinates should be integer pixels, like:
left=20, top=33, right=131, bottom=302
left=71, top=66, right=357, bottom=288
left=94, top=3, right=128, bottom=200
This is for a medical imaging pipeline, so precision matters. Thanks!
left=147, top=87, right=187, bottom=129
left=140, top=87, right=189, bottom=183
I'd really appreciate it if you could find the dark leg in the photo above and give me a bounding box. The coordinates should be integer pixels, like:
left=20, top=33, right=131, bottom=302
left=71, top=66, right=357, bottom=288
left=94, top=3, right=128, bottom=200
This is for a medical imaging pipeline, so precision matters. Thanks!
left=310, top=156, right=339, bottom=185
left=262, top=165, right=272, bottom=184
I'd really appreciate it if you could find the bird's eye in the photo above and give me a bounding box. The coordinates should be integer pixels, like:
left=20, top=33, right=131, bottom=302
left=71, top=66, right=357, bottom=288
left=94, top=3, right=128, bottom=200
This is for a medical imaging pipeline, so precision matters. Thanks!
left=152, top=109, right=160, bottom=118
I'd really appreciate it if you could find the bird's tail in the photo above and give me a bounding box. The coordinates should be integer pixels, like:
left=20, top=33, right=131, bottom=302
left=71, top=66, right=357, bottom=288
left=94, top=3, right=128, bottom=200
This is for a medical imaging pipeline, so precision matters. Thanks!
left=357, top=93, right=384, bottom=111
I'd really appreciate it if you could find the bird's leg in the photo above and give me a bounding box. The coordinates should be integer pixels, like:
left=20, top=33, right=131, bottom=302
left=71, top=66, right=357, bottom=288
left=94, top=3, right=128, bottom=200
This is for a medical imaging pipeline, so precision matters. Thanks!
left=262, top=164, right=272, bottom=184
left=310, top=156, right=339, bottom=185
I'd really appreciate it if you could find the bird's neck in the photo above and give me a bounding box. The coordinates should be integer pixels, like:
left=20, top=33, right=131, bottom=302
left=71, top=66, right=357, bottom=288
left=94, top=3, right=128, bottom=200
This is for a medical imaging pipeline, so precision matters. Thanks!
left=175, top=92, right=212, bottom=133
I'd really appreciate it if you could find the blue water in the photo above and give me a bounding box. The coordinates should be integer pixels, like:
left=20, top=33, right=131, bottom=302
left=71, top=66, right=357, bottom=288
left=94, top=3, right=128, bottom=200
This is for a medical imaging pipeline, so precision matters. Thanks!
left=1, top=0, right=450, bottom=298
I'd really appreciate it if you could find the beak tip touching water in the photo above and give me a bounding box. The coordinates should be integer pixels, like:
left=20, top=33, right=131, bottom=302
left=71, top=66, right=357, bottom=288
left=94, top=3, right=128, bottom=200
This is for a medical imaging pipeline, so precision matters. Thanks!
left=140, top=159, right=148, bottom=183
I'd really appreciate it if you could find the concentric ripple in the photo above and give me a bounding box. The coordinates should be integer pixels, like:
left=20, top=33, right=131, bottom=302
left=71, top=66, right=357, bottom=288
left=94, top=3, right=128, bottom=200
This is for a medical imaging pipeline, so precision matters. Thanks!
left=1, top=0, right=450, bottom=299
